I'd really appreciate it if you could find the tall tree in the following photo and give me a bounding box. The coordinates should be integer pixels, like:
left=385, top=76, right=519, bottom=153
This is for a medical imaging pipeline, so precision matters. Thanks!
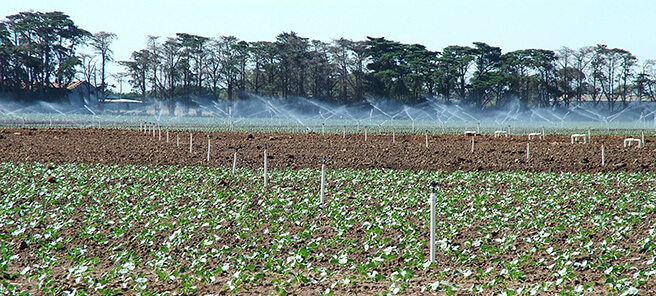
left=91, top=31, right=117, bottom=104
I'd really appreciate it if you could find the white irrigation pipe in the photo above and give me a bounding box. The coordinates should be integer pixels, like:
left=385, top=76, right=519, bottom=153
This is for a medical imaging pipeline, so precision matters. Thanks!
left=166, top=130, right=169, bottom=143
left=425, top=131, right=429, bottom=148
left=587, top=128, right=591, bottom=144
left=207, top=137, right=211, bottom=162
left=189, top=133, right=193, bottom=153
left=232, top=150, right=238, bottom=173
left=601, top=141, right=606, bottom=166
left=471, top=136, right=475, bottom=153
left=429, top=189, right=436, bottom=263
left=364, top=127, right=368, bottom=141
left=477, top=122, right=480, bottom=134
left=320, top=156, right=326, bottom=204
left=526, top=140, right=530, bottom=160
left=176, top=134, right=180, bottom=147
left=264, top=144, right=268, bottom=187
left=642, top=131, right=645, bottom=148
left=342, top=126, right=346, bottom=139
left=158, top=125, right=161, bottom=141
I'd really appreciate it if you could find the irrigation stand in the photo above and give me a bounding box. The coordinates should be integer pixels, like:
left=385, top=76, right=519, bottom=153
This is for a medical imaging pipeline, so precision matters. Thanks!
left=158, top=125, right=161, bottom=141
left=507, top=125, right=511, bottom=137
left=471, top=136, right=475, bottom=153
left=429, top=183, right=437, bottom=263
left=320, top=156, right=326, bottom=205
left=587, top=128, right=591, bottom=144
left=392, top=129, right=396, bottom=144
left=189, top=133, right=193, bottom=153
left=232, top=149, right=238, bottom=173
left=364, top=127, right=368, bottom=141
left=477, top=122, right=480, bottom=134
left=166, top=130, right=169, bottom=143
left=207, top=137, right=211, bottom=162
left=601, top=140, right=606, bottom=166
left=425, top=131, right=429, bottom=148
left=542, top=127, right=545, bottom=139
left=642, top=131, right=645, bottom=148
left=526, top=140, right=530, bottom=160
left=343, top=126, right=346, bottom=139
left=264, top=144, right=268, bottom=188
left=176, top=134, right=180, bottom=147
left=322, top=123, right=325, bottom=135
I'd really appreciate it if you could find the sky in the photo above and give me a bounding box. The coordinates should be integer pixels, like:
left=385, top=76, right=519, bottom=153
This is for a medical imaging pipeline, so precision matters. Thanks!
left=3, top=0, right=656, bottom=89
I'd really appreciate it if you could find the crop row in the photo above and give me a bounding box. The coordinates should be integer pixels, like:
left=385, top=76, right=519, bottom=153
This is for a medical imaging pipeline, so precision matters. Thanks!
left=1, top=162, right=655, bottom=295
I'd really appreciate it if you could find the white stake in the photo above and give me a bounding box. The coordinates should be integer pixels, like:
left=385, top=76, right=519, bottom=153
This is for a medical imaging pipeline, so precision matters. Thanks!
left=232, top=150, right=238, bottom=173
left=140, top=122, right=143, bottom=132
left=526, top=140, right=530, bottom=160
left=429, top=190, right=436, bottom=263
left=166, top=130, right=169, bottom=143
left=542, top=127, right=545, bottom=140
left=642, top=131, right=645, bottom=148
left=152, top=124, right=155, bottom=137
left=189, top=133, right=193, bottom=153
left=425, top=131, right=429, bottom=148
left=158, top=125, right=161, bottom=141
left=364, top=127, right=368, bottom=141
left=320, top=157, right=326, bottom=204
left=471, top=136, right=475, bottom=153
left=207, top=137, right=211, bottom=162
left=176, top=134, right=180, bottom=147
left=392, top=129, right=396, bottom=143
left=601, top=141, right=606, bottom=166
left=264, top=144, right=268, bottom=187
left=587, top=128, right=591, bottom=144
left=342, top=126, right=346, bottom=139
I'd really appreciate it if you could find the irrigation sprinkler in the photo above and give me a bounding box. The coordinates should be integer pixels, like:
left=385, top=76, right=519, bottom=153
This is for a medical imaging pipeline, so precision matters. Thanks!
left=642, top=131, right=645, bottom=148
left=320, top=156, right=326, bottom=205
left=166, top=130, right=169, bottom=143
left=587, top=128, right=591, bottom=144
left=542, top=127, right=545, bottom=139
left=322, top=123, right=325, bottom=135
left=342, top=126, right=346, bottom=139
left=392, top=129, right=396, bottom=143
left=176, top=134, right=180, bottom=147
left=425, top=131, right=429, bottom=148
left=189, top=133, right=193, bottom=153
left=429, top=182, right=437, bottom=263
left=571, top=134, right=587, bottom=144
left=264, top=144, right=268, bottom=188
left=623, top=138, right=642, bottom=147
left=477, top=122, right=480, bottom=134
left=364, top=127, right=368, bottom=141
left=507, top=125, right=511, bottom=136
left=601, top=140, right=606, bottom=166
left=494, top=130, right=508, bottom=138
left=158, top=125, right=161, bottom=141
left=528, top=133, right=542, bottom=140
left=140, top=122, right=143, bottom=132
left=152, top=124, right=156, bottom=137
left=471, top=136, right=475, bottom=153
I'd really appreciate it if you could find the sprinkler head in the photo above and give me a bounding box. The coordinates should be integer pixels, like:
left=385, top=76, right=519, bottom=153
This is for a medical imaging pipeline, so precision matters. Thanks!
left=265, top=143, right=268, bottom=149
left=322, top=156, right=326, bottom=164
left=430, top=181, right=439, bottom=193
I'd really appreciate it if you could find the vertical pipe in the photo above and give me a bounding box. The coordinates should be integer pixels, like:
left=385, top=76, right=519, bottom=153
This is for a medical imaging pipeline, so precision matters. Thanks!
left=232, top=150, right=238, bottom=173
left=425, top=131, right=429, bottom=148
left=601, top=141, right=606, bottom=166
left=471, top=136, right=475, bottom=153
left=429, top=191, right=436, bottom=263
left=507, top=125, right=510, bottom=137
left=364, top=127, right=368, bottom=141
left=264, top=144, right=268, bottom=188
left=392, top=129, right=396, bottom=143
left=166, top=130, right=169, bottom=143
left=642, top=131, right=645, bottom=148
left=177, top=134, right=180, bottom=147
left=189, top=133, right=193, bottom=153
left=320, top=157, right=326, bottom=204
left=542, top=127, right=545, bottom=140
left=527, top=140, right=530, bottom=160
left=322, top=123, right=325, bottom=135
left=477, top=122, right=480, bottom=135
left=343, top=126, right=346, bottom=139
left=207, top=137, right=211, bottom=162
left=587, top=128, right=591, bottom=144
left=158, top=125, right=161, bottom=141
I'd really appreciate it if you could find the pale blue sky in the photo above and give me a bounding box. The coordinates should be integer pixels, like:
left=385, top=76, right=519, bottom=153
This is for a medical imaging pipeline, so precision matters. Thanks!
left=3, top=0, right=656, bottom=85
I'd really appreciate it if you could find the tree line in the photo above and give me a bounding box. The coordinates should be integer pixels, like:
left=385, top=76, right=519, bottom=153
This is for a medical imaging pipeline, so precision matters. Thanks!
left=2, top=10, right=656, bottom=112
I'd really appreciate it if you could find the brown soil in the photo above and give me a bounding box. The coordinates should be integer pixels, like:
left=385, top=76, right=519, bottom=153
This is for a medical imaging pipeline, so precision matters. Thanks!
left=0, top=127, right=654, bottom=172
